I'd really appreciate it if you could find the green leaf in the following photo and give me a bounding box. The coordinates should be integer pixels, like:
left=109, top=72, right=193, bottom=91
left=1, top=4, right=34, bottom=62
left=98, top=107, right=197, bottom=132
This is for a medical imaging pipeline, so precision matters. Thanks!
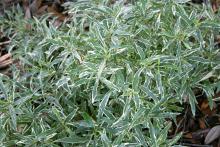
left=188, top=88, right=197, bottom=116
left=65, top=108, right=78, bottom=123
left=155, top=73, right=164, bottom=98
left=175, top=0, right=191, bottom=4
left=54, top=134, right=89, bottom=144
left=92, top=59, right=106, bottom=103
left=0, top=76, right=8, bottom=99
left=168, top=132, right=182, bottom=146
left=98, top=91, right=112, bottom=119
left=134, top=126, right=148, bottom=147
left=100, top=77, right=120, bottom=91
left=135, top=44, right=145, bottom=60
left=141, top=86, right=159, bottom=102
left=132, top=68, right=144, bottom=92
left=157, top=122, right=171, bottom=144
left=0, top=128, right=6, bottom=141
left=101, top=129, right=111, bottom=147
left=9, top=105, right=17, bottom=131
left=149, top=121, right=157, bottom=147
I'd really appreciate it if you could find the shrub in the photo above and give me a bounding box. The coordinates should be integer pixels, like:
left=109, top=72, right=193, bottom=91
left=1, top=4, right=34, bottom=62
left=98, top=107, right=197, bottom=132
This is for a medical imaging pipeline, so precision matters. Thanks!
left=0, top=0, right=219, bottom=146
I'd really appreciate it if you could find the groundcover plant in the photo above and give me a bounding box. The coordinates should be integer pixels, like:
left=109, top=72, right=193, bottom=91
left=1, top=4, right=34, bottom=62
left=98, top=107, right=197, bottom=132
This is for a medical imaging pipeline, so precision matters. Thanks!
left=0, top=0, right=220, bottom=146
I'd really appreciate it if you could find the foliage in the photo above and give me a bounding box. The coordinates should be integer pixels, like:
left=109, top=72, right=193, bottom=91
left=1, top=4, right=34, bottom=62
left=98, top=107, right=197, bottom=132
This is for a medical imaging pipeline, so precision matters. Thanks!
left=0, top=0, right=220, bottom=146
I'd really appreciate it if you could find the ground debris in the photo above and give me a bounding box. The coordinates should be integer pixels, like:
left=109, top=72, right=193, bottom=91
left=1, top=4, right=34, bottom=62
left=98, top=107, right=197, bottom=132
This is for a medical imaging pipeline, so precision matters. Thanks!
left=171, top=91, right=220, bottom=146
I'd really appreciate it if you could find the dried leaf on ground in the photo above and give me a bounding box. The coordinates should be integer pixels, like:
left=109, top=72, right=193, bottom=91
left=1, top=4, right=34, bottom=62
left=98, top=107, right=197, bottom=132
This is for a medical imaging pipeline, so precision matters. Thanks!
left=0, top=53, right=11, bottom=63
left=23, top=0, right=32, bottom=30
left=30, top=0, right=42, bottom=15
left=199, top=99, right=217, bottom=116
left=199, top=118, right=207, bottom=129
left=47, top=3, right=67, bottom=21
left=35, top=5, right=48, bottom=16
left=0, top=53, right=12, bottom=69
left=205, top=125, right=220, bottom=144
left=192, top=129, right=210, bottom=141
left=211, top=0, right=220, bottom=12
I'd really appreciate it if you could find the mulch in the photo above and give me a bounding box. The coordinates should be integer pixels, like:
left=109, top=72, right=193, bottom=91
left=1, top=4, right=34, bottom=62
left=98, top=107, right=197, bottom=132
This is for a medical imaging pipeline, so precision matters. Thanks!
left=169, top=91, right=220, bottom=146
